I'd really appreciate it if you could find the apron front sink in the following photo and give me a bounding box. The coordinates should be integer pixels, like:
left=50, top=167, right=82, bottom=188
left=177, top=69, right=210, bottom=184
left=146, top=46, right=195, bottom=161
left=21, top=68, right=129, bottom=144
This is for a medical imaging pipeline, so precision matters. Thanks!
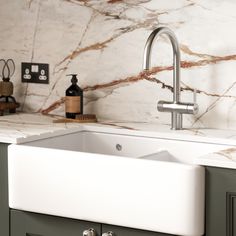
left=8, top=130, right=227, bottom=236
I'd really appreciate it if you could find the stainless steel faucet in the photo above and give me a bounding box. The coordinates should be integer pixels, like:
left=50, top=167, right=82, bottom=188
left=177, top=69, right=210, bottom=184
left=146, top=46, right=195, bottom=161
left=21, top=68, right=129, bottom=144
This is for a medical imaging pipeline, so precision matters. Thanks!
left=143, top=27, right=198, bottom=130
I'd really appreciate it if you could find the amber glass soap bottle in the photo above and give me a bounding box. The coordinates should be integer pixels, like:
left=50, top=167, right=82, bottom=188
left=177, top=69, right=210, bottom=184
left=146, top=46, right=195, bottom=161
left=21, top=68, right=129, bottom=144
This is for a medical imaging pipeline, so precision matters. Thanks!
left=65, top=74, right=83, bottom=119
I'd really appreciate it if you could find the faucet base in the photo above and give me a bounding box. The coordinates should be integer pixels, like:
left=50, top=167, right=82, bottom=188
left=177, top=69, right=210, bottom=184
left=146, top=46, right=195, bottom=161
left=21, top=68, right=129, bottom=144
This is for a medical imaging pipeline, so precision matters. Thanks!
left=171, top=112, right=182, bottom=130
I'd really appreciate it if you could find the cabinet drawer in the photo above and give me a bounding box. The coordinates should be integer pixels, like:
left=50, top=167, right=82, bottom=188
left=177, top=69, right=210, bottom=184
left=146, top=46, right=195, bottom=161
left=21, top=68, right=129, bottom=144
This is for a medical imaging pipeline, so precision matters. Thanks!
left=10, top=210, right=101, bottom=236
left=102, top=224, right=174, bottom=236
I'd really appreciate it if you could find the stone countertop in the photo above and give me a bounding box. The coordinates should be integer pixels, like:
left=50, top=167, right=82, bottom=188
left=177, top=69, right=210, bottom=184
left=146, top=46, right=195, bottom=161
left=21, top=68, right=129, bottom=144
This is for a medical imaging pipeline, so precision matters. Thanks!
left=0, top=113, right=84, bottom=144
left=195, top=147, right=236, bottom=169
left=1, top=112, right=236, bottom=145
left=2, top=112, right=236, bottom=169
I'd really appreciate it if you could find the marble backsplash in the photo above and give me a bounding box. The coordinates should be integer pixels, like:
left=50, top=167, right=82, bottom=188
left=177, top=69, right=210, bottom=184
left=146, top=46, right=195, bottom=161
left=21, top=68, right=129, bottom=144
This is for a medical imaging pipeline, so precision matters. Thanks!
left=1, top=0, right=236, bottom=129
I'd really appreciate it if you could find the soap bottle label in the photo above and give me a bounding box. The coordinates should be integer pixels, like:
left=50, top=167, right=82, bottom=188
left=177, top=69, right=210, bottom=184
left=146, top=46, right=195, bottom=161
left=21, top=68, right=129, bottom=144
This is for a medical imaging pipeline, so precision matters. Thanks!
left=65, top=96, right=81, bottom=113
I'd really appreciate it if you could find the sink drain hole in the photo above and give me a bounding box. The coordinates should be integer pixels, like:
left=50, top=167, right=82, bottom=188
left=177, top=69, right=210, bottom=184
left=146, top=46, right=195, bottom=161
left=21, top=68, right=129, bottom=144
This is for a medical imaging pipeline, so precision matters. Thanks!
left=116, top=144, right=122, bottom=151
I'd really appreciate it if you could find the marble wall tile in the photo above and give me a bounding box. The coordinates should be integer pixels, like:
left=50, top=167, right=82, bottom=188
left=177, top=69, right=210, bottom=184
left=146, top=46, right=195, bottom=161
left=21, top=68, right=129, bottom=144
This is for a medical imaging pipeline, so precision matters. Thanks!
left=1, top=0, right=236, bottom=129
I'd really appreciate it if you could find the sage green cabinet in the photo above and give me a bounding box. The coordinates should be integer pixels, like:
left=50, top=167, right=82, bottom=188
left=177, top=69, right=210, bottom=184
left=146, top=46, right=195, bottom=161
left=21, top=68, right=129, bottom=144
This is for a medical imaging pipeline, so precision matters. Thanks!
left=10, top=209, right=101, bottom=236
left=0, top=143, right=10, bottom=236
left=205, top=167, right=236, bottom=236
left=102, top=224, right=173, bottom=236
left=10, top=210, right=173, bottom=236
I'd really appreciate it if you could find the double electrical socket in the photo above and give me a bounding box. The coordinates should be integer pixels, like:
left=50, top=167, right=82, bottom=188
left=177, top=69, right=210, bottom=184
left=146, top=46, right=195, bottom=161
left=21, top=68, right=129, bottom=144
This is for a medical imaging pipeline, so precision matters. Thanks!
left=21, top=62, right=49, bottom=84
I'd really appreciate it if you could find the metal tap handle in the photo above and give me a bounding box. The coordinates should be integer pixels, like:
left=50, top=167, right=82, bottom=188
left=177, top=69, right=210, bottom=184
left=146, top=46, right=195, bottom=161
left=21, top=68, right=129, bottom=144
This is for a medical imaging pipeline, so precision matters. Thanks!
left=102, top=231, right=115, bottom=236
left=193, top=89, right=197, bottom=104
left=192, top=89, right=199, bottom=115
left=83, top=228, right=96, bottom=236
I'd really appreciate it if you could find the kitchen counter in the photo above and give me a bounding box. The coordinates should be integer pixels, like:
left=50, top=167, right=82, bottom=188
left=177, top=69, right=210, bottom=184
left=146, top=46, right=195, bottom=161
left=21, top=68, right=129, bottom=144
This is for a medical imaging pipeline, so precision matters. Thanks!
left=0, top=113, right=83, bottom=144
left=2, top=112, right=236, bottom=169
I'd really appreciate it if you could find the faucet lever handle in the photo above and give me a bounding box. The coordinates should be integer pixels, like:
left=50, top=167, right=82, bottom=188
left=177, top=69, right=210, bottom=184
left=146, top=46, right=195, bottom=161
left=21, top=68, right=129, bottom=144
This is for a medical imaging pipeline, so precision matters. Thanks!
left=193, top=89, right=197, bottom=104
left=191, top=88, right=199, bottom=115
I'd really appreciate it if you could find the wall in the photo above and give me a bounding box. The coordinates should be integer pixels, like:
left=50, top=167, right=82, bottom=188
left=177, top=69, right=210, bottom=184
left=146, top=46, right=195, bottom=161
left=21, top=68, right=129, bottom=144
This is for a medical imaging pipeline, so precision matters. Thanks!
left=1, top=0, right=236, bottom=129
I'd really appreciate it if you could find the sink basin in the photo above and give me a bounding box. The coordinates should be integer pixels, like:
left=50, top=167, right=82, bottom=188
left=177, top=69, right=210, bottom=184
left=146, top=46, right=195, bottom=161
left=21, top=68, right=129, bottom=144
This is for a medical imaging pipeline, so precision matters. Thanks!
left=8, top=130, right=228, bottom=236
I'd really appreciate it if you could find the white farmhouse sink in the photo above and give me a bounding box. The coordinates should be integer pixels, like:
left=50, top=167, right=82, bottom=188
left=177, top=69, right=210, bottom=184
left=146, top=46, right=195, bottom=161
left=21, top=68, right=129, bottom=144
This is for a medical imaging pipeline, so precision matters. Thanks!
left=8, top=130, right=228, bottom=236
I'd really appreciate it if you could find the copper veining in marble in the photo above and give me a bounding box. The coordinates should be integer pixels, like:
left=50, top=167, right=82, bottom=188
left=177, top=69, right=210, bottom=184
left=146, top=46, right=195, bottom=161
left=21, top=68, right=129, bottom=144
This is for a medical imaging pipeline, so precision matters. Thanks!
left=1, top=0, right=236, bottom=129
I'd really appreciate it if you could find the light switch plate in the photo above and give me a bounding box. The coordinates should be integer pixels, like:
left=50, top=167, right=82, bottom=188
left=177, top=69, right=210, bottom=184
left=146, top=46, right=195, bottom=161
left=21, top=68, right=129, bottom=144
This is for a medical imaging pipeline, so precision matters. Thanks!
left=21, top=62, right=49, bottom=84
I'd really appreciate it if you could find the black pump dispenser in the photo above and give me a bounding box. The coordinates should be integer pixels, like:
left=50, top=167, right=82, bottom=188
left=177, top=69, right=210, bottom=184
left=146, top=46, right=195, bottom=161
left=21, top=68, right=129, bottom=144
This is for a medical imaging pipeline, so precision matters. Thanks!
left=65, top=74, right=83, bottom=119
left=70, top=74, right=78, bottom=84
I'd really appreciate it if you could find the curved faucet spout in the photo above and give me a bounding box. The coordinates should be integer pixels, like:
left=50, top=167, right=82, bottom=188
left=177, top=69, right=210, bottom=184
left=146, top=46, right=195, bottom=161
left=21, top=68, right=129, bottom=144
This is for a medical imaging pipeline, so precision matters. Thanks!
left=143, top=27, right=181, bottom=103
left=143, top=27, right=198, bottom=130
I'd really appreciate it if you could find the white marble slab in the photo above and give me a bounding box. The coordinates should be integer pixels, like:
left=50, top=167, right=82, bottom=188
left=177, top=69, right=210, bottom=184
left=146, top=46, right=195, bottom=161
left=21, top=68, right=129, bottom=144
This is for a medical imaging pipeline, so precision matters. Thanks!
left=1, top=0, right=236, bottom=130
left=0, top=113, right=83, bottom=144
left=195, top=147, right=236, bottom=169
left=2, top=112, right=236, bottom=144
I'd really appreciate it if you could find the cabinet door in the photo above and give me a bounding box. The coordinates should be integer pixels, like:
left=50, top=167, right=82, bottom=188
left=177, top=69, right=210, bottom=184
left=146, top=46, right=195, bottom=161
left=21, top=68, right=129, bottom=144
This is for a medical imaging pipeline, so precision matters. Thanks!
left=11, top=210, right=101, bottom=236
left=102, top=224, right=174, bottom=236
left=0, top=143, right=10, bottom=236
left=206, top=167, right=236, bottom=236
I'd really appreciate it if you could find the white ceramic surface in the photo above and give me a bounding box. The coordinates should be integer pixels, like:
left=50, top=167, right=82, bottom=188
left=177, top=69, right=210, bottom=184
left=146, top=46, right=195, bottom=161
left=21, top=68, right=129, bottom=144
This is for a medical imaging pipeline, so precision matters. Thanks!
left=8, top=130, right=230, bottom=236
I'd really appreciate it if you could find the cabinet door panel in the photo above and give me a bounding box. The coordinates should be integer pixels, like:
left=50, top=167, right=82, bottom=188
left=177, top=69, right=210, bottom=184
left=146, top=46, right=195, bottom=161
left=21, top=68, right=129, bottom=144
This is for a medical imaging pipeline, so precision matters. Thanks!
left=206, top=167, right=236, bottom=236
left=226, top=192, right=236, bottom=236
left=11, top=210, right=101, bottom=236
left=102, top=224, right=174, bottom=236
